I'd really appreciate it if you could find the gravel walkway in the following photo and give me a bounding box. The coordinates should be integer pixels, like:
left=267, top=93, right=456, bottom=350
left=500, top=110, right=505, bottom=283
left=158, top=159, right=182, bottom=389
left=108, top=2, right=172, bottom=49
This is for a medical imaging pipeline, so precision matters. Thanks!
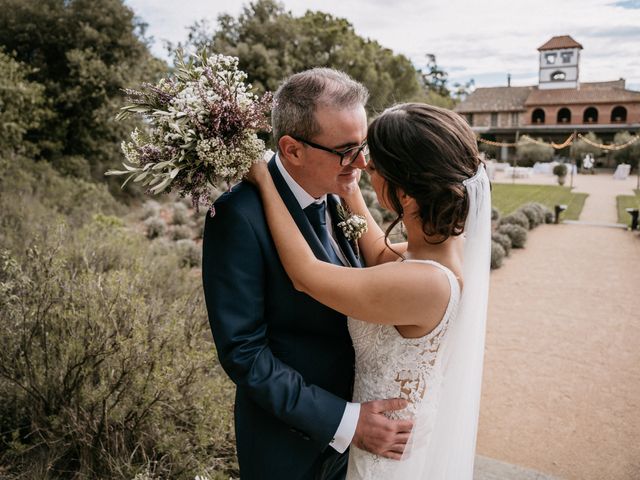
left=478, top=170, right=640, bottom=479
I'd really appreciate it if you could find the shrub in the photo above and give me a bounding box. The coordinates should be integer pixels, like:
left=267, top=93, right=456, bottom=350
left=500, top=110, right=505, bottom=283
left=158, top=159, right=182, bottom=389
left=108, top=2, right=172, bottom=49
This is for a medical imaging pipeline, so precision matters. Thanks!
left=0, top=156, right=120, bottom=253
left=491, top=207, right=501, bottom=222
left=144, top=216, right=167, bottom=239
left=171, top=202, right=190, bottom=225
left=0, top=221, right=236, bottom=479
left=140, top=200, right=161, bottom=220
left=497, top=224, right=528, bottom=248
left=492, top=232, right=512, bottom=256
left=176, top=239, right=202, bottom=268
left=195, top=213, right=208, bottom=238
left=519, top=203, right=544, bottom=229
left=381, top=208, right=397, bottom=223
left=491, top=241, right=506, bottom=269
left=170, top=224, right=193, bottom=241
left=369, top=207, right=384, bottom=227
left=553, top=164, right=568, bottom=177
left=179, top=195, right=194, bottom=208
left=362, top=189, right=378, bottom=208
left=544, top=208, right=554, bottom=224
left=499, top=211, right=530, bottom=230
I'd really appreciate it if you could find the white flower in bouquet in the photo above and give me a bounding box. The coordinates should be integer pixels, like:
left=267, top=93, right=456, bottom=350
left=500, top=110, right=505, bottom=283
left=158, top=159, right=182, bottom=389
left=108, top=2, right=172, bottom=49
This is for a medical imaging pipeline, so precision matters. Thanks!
left=106, top=50, right=272, bottom=212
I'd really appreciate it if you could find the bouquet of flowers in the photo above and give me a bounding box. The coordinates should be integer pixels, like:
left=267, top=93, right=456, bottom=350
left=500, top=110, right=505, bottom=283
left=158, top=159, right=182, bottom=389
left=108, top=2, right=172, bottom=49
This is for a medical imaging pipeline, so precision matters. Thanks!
left=106, top=50, right=272, bottom=211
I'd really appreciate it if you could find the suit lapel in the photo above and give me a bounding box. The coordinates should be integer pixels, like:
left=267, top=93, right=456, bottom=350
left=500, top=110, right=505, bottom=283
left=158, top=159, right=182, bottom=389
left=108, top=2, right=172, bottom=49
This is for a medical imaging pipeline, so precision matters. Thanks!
left=327, top=194, right=363, bottom=268
left=267, top=157, right=333, bottom=264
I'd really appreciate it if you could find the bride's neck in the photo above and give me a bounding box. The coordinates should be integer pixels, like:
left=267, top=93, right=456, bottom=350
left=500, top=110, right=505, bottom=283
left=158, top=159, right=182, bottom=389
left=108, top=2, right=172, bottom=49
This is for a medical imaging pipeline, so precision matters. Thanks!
left=403, top=214, right=458, bottom=260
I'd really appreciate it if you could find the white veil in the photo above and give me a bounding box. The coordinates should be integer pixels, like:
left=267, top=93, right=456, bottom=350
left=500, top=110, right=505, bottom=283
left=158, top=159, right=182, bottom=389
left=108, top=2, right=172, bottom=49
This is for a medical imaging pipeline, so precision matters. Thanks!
left=391, top=163, right=492, bottom=479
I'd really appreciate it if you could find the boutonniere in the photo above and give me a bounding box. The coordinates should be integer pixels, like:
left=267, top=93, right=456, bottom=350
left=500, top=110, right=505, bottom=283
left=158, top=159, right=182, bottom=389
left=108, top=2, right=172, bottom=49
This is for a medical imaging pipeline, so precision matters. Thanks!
left=336, top=202, right=368, bottom=257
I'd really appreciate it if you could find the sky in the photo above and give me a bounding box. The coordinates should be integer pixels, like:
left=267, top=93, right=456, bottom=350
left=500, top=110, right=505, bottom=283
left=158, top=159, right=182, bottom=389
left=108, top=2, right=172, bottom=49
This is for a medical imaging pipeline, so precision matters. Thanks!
left=125, top=0, right=640, bottom=91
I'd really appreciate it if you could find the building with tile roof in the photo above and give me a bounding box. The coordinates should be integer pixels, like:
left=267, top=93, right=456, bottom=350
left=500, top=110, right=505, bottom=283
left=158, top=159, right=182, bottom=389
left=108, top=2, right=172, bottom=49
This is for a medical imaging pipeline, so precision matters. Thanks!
left=454, top=35, right=640, bottom=163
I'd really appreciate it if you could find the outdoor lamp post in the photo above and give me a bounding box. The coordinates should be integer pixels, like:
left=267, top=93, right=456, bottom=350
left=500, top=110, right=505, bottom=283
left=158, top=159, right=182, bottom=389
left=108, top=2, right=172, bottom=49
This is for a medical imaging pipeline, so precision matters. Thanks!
left=554, top=204, right=567, bottom=224
left=626, top=208, right=639, bottom=230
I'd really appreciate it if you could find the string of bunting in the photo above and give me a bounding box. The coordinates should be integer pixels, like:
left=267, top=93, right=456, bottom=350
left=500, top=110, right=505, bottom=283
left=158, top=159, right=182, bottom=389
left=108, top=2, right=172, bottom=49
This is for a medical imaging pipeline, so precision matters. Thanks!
left=477, top=132, right=640, bottom=151
left=576, top=133, right=640, bottom=151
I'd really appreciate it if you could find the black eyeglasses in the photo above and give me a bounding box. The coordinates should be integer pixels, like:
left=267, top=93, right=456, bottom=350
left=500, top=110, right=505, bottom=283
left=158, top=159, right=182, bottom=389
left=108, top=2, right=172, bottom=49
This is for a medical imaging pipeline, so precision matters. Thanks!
left=293, top=137, right=369, bottom=166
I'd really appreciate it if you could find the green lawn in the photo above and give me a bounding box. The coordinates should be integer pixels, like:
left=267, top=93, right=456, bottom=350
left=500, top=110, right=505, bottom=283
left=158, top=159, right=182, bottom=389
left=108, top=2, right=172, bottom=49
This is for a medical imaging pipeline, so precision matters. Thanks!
left=492, top=184, right=588, bottom=221
left=616, top=189, right=640, bottom=224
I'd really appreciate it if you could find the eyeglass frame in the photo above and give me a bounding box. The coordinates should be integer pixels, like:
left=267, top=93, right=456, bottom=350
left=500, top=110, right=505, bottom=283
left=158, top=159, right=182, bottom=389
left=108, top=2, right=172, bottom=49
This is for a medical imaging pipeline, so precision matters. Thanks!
left=292, top=136, right=369, bottom=166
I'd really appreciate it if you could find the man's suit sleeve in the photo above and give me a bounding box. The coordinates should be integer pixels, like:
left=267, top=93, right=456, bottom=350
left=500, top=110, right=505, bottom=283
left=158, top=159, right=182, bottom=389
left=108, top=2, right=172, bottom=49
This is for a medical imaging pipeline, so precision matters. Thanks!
left=202, top=197, right=347, bottom=446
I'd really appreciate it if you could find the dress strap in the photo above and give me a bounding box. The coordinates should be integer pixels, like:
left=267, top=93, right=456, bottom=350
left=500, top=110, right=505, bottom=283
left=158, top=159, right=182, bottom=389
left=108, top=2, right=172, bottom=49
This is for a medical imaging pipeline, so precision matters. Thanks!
left=402, top=259, right=461, bottom=302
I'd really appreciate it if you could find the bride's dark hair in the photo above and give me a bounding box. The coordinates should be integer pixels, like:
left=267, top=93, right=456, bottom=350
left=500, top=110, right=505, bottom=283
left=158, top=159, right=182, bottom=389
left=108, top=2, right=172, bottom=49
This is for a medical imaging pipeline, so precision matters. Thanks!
left=367, top=103, right=482, bottom=246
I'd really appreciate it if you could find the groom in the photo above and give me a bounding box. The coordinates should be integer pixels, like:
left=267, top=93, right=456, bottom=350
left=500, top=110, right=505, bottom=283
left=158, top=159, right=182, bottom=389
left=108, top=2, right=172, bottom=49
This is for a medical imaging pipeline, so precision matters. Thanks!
left=202, top=68, right=410, bottom=479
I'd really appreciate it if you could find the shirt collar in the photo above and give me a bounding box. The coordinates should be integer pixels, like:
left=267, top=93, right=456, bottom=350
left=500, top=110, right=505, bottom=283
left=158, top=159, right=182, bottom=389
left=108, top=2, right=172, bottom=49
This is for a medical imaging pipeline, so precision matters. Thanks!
left=275, top=153, right=327, bottom=209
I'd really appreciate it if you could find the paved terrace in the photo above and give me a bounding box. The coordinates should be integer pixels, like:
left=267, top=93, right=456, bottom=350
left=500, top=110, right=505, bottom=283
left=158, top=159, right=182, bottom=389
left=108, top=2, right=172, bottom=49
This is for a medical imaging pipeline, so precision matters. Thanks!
left=477, top=170, right=640, bottom=479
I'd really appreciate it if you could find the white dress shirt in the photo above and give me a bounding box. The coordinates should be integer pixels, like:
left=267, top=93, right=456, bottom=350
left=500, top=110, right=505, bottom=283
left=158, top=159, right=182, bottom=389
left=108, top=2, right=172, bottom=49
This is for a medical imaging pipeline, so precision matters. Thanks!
left=275, top=154, right=360, bottom=453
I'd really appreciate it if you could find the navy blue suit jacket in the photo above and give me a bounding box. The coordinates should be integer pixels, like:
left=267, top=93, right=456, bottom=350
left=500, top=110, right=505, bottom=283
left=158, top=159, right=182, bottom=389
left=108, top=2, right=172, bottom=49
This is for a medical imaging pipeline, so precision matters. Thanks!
left=202, top=159, right=362, bottom=479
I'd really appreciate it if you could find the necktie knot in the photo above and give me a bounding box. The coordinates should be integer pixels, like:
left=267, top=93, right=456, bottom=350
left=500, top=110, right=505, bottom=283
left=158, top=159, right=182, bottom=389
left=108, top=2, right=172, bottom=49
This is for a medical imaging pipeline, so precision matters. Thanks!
left=304, top=201, right=327, bottom=227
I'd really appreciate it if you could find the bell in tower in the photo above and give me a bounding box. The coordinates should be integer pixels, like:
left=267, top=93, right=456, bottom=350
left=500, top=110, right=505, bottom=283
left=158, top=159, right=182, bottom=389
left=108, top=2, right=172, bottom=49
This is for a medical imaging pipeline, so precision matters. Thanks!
left=538, top=35, right=583, bottom=90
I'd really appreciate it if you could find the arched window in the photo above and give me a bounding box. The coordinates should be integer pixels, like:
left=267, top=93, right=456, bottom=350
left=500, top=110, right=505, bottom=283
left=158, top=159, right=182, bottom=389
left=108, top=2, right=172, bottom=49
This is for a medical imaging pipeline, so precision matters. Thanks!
left=551, top=71, right=566, bottom=81
left=532, top=108, right=545, bottom=124
left=583, top=107, right=598, bottom=123
left=557, top=108, right=571, bottom=123
left=611, top=106, right=627, bottom=123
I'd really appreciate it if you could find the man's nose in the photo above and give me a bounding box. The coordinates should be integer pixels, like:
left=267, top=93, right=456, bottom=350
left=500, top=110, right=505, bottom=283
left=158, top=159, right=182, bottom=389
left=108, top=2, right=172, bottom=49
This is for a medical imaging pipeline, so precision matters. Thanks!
left=351, top=150, right=368, bottom=169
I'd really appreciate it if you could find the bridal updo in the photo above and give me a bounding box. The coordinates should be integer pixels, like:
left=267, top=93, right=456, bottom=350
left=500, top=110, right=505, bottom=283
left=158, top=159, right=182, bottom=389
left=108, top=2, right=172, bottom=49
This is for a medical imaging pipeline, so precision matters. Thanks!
left=367, top=103, right=482, bottom=244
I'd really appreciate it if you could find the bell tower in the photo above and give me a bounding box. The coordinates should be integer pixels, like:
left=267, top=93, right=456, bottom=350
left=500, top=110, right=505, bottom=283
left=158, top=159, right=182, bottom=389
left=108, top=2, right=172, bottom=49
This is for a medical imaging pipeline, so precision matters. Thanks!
left=538, top=35, right=583, bottom=90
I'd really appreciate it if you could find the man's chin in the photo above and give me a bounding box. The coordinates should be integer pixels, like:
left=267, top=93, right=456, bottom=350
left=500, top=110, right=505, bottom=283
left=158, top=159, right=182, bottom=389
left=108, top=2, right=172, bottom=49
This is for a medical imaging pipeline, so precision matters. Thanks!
left=335, top=171, right=360, bottom=195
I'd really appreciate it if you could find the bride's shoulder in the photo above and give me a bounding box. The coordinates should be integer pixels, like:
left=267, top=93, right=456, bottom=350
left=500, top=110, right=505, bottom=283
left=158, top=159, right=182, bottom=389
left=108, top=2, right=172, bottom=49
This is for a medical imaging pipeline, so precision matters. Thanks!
left=376, top=260, right=453, bottom=299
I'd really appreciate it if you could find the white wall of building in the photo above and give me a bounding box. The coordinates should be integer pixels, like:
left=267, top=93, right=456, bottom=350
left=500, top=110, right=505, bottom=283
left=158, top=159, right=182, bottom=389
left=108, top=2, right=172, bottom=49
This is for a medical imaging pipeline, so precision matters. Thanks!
left=538, top=48, right=580, bottom=90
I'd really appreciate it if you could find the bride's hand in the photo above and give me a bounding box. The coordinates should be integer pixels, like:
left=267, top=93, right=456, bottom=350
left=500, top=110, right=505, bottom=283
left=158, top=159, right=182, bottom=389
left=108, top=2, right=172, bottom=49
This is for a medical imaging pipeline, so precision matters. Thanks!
left=244, top=150, right=272, bottom=186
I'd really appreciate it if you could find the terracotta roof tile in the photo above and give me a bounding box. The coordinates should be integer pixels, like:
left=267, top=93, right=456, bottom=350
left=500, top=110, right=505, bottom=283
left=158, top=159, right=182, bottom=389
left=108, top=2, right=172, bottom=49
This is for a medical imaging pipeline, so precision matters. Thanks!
left=581, top=79, right=625, bottom=90
left=454, top=86, right=533, bottom=113
left=538, top=35, right=583, bottom=51
left=455, top=81, right=640, bottom=113
left=525, top=86, right=640, bottom=106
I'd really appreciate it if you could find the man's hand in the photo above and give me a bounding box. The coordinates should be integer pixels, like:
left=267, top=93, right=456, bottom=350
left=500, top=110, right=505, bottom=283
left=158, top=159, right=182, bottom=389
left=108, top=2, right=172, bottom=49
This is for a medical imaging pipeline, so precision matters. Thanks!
left=352, top=398, right=413, bottom=460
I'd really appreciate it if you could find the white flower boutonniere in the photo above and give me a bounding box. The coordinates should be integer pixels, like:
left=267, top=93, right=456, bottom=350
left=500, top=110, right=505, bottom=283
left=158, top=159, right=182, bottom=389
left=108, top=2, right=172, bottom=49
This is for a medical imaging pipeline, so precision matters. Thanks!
left=336, top=203, right=368, bottom=257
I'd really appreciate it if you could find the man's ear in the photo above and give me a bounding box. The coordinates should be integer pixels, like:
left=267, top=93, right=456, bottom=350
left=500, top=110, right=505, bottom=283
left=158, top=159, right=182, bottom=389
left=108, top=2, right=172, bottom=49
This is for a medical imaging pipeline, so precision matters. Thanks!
left=278, top=135, right=305, bottom=167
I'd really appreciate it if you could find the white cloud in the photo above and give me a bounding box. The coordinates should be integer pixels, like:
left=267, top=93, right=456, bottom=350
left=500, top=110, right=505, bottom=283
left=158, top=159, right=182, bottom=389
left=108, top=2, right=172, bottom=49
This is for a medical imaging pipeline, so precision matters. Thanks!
left=125, top=0, right=640, bottom=90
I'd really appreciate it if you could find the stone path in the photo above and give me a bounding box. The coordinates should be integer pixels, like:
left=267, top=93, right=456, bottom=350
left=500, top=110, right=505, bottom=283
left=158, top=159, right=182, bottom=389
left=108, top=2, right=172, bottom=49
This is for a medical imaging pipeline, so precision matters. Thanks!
left=478, top=171, right=640, bottom=479
left=475, top=455, right=561, bottom=480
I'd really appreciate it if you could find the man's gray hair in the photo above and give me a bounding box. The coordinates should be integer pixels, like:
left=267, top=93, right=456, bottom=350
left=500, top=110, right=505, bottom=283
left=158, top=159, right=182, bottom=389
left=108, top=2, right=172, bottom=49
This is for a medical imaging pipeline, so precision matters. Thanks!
left=272, top=68, right=369, bottom=147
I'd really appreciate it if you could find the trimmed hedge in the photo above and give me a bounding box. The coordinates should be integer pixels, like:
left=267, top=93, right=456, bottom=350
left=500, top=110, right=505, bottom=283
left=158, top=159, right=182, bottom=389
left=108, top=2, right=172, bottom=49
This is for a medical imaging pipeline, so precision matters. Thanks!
left=497, top=224, right=528, bottom=248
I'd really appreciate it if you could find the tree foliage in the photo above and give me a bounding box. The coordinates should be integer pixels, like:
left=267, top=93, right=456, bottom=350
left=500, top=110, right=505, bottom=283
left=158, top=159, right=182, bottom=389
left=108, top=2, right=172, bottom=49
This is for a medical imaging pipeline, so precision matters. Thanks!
left=176, top=0, right=423, bottom=114
left=569, top=132, right=603, bottom=162
left=612, top=131, right=640, bottom=167
left=0, top=49, right=50, bottom=157
left=0, top=0, right=166, bottom=180
left=516, top=138, right=554, bottom=166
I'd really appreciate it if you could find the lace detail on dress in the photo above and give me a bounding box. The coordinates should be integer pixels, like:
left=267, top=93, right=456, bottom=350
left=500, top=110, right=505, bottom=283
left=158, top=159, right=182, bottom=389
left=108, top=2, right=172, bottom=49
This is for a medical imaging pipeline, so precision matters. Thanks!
left=346, top=260, right=460, bottom=480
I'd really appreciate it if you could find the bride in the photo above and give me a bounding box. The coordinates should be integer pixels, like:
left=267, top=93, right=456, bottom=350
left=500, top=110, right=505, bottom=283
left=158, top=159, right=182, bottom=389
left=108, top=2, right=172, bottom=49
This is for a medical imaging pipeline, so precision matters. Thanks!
left=247, top=102, right=491, bottom=479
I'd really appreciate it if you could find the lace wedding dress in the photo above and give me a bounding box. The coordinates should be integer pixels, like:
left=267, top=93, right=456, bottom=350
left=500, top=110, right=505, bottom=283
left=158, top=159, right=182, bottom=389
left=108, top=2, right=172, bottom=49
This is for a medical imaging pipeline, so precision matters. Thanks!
left=345, top=259, right=461, bottom=480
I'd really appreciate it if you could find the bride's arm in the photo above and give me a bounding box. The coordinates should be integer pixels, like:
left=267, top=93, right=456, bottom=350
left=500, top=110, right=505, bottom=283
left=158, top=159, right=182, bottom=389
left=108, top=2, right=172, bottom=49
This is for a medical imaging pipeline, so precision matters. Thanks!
left=342, top=183, right=407, bottom=266
left=248, top=162, right=448, bottom=329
